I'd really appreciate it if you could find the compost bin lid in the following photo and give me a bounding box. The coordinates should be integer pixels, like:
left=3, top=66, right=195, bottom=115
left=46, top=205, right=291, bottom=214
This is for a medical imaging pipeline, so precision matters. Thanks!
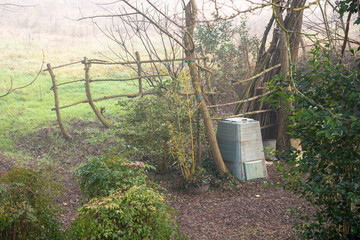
left=223, top=117, right=256, bottom=123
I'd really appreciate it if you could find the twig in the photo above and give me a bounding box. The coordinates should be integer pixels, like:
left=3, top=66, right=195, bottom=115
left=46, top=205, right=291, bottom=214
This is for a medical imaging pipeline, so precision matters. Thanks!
left=121, top=0, right=186, bottom=49
left=1, top=51, right=44, bottom=98
left=77, top=13, right=138, bottom=21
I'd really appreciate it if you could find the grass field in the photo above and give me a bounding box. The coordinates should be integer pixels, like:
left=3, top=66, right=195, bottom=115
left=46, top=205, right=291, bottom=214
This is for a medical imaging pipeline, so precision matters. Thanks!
left=0, top=32, right=142, bottom=155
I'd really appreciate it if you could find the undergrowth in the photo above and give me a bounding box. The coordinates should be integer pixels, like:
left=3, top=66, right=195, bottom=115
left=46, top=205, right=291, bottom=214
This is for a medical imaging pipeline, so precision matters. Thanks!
left=75, top=154, right=155, bottom=199
left=0, top=167, right=63, bottom=240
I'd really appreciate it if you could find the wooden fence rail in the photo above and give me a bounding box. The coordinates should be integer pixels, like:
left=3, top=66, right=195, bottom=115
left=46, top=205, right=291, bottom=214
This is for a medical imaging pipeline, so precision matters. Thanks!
left=46, top=51, right=277, bottom=139
left=46, top=52, right=216, bottom=139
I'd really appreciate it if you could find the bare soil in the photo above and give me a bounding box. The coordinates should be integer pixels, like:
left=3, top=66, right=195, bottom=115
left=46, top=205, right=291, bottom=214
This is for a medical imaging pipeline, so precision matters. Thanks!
left=0, top=120, right=313, bottom=239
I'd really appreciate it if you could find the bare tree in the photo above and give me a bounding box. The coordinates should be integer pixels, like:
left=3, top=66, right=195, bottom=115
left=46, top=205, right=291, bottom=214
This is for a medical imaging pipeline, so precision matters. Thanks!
left=80, top=0, right=228, bottom=174
left=224, top=0, right=308, bottom=149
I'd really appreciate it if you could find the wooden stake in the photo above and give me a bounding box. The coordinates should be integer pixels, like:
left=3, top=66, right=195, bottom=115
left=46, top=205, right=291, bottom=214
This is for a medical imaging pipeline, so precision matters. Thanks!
left=83, top=57, right=112, bottom=128
left=135, top=51, right=143, bottom=94
left=47, top=63, right=72, bottom=140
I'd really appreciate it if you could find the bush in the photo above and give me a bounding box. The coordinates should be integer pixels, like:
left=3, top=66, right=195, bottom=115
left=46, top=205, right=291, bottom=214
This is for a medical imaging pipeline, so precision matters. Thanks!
left=269, top=45, right=360, bottom=239
left=67, top=185, right=183, bottom=240
left=75, top=154, right=153, bottom=199
left=116, top=90, right=197, bottom=172
left=0, top=168, right=63, bottom=240
left=195, top=19, right=259, bottom=101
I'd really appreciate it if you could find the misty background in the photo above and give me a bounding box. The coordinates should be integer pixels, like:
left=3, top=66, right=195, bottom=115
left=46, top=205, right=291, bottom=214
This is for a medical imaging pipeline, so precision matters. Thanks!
left=0, top=0, right=271, bottom=69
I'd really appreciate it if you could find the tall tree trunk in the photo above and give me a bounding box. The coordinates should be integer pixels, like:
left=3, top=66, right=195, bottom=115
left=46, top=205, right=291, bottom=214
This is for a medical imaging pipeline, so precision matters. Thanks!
left=184, top=0, right=227, bottom=174
left=276, top=0, right=306, bottom=149
left=274, top=2, right=291, bottom=149
left=285, top=0, right=307, bottom=65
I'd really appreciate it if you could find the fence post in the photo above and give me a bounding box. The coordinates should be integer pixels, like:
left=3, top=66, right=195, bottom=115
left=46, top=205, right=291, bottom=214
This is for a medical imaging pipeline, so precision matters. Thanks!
left=83, top=57, right=112, bottom=128
left=47, top=63, right=72, bottom=140
left=135, top=51, right=142, bottom=94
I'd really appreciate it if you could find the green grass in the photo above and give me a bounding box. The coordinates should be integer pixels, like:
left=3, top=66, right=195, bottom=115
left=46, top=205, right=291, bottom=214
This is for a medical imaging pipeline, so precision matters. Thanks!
left=0, top=32, right=173, bottom=157
left=0, top=62, right=141, bottom=155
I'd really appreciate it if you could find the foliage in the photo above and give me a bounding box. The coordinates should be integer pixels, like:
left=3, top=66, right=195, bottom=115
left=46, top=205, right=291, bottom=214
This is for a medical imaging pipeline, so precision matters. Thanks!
left=116, top=89, right=197, bottom=172
left=183, top=167, right=212, bottom=188
left=195, top=19, right=259, bottom=60
left=195, top=19, right=259, bottom=100
left=195, top=19, right=234, bottom=56
left=200, top=157, right=239, bottom=190
left=337, top=0, right=360, bottom=24
left=0, top=168, right=63, bottom=240
left=66, top=185, right=184, bottom=240
left=168, top=123, right=196, bottom=181
left=75, top=154, right=154, bottom=199
left=268, top=45, right=360, bottom=239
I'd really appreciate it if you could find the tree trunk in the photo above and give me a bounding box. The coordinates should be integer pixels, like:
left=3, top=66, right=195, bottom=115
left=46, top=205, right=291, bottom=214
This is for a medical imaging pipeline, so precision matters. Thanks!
left=184, top=0, right=227, bottom=174
left=274, top=2, right=291, bottom=149
left=275, top=0, right=306, bottom=149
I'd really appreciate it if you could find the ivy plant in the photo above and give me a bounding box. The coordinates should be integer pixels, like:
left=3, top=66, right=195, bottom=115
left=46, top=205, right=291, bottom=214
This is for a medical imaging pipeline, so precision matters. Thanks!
left=267, top=45, right=360, bottom=239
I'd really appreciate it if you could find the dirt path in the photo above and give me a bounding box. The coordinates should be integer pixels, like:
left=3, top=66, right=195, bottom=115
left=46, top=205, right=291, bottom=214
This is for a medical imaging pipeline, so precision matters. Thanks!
left=167, top=165, right=311, bottom=239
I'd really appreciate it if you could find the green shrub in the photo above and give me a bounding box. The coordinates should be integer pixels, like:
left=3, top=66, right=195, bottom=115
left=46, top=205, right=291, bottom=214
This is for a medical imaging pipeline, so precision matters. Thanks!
left=116, top=90, right=195, bottom=172
left=0, top=168, right=63, bottom=240
left=67, top=185, right=183, bottom=240
left=75, top=154, right=153, bottom=199
left=268, top=45, right=360, bottom=239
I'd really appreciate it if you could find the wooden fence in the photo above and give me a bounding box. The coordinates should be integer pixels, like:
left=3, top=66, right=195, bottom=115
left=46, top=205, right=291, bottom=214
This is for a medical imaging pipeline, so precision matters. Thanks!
left=45, top=51, right=277, bottom=140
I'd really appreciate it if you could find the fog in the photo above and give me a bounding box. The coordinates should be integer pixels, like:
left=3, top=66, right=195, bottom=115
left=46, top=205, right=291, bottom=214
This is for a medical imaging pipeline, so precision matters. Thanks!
left=1, top=0, right=353, bottom=69
left=0, top=0, right=271, bottom=39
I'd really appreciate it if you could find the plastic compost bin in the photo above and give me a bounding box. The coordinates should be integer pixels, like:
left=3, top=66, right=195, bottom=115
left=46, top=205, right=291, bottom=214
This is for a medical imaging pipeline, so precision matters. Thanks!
left=216, top=117, right=267, bottom=181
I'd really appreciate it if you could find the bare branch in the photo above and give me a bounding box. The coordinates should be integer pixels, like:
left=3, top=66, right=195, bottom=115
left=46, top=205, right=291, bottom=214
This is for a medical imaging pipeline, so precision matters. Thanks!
left=341, top=12, right=352, bottom=58
left=77, top=13, right=138, bottom=21
left=120, top=0, right=186, bottom=49
left=1, top=51, right=44, bottom=98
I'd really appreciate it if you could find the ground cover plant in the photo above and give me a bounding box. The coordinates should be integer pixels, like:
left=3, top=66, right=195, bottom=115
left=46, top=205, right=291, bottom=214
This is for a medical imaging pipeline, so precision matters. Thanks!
left=0, top=167, right=63, bottom=240
left=267, top=45, right=360, bottom=239
left=67, top=185, right=183, bottom=240
left=69, top=154, right=183, bottom=240
left=75, top=154, right=154, bottom=199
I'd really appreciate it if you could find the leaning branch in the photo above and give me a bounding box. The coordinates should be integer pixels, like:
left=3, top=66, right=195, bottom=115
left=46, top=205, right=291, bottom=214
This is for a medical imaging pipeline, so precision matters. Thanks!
left=0, top=51, right=44, bottom=98
left=208, top=91, right=275, bottom=108
left=232, top=64, right=281, bottom=86
left=77, top=13, right=138, bottom=21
